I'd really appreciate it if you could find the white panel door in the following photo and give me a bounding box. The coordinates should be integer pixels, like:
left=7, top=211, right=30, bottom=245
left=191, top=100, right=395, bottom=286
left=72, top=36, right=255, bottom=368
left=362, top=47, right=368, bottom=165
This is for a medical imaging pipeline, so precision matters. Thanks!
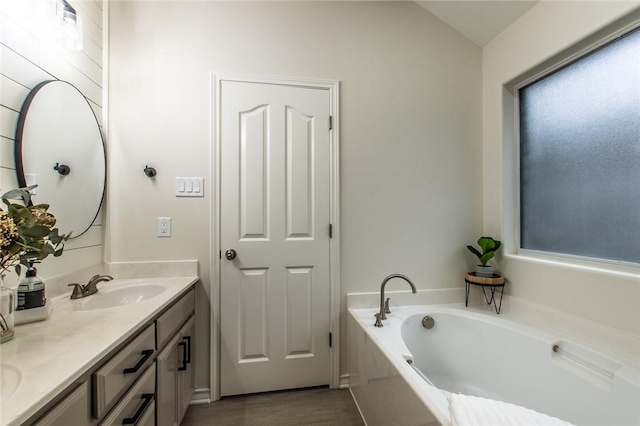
left=219, top=80, right=331, bottom=396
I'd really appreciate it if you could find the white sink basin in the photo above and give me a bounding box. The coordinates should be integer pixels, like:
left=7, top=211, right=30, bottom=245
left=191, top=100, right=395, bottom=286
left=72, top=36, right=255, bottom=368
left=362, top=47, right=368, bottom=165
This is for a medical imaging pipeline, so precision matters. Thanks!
left=74, top=285, right=166, bottom=310
left=0, top=364, right=21, bottom=402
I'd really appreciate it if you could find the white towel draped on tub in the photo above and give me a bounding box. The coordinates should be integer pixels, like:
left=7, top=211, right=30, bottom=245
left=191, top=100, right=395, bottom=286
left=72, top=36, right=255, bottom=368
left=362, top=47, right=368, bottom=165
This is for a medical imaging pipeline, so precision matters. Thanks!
left=448, top=393, right=576, bottom=426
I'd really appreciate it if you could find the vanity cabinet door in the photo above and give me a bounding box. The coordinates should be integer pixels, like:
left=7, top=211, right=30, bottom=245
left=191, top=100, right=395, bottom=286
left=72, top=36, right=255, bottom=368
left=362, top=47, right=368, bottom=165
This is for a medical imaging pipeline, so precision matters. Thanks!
left=156, top=315, right=195, bottom=426
left=34, top=382, right=91, bottom=426
left=177, top=316, right=195, bottom=424
left=156, top=333, right=181, bottom=426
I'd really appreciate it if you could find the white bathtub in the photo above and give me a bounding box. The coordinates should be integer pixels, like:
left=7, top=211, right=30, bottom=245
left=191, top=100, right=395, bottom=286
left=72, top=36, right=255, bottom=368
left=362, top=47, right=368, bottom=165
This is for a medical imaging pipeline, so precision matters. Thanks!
left=348, top=304, right=640, bottom=426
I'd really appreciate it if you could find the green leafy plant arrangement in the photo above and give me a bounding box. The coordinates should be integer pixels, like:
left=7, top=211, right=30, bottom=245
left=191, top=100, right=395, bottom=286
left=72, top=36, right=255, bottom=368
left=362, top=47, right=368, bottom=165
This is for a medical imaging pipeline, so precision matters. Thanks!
left=0, top=187, right=71, bottom=276
left=467, top=236, right=501, bottom=266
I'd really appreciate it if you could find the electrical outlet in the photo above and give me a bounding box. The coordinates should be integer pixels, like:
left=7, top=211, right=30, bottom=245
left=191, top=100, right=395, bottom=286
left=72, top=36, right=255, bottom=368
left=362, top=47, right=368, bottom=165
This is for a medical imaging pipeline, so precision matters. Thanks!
left=157, top=217, right=171, bottom=237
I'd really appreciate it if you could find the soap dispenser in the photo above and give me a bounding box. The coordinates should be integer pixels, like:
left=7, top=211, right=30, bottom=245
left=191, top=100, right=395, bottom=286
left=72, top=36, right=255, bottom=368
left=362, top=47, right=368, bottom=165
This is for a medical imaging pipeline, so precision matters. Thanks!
left=15, top=260, right=51, bottom=325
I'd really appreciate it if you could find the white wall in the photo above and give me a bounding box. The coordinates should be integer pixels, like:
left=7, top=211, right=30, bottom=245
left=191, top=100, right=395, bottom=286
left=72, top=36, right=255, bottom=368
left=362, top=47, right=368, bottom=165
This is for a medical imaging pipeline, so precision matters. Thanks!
left=0, top=0, right=105, bottom=288
left=108, top=1, right=482, bottom=393
left=483, top=2, right=640, bottom=336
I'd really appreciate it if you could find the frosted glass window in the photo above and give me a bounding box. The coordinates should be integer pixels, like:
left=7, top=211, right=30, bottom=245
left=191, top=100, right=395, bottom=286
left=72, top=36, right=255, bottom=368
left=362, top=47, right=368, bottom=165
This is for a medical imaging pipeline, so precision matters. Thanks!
left=519, top=28, right=640, bottom=264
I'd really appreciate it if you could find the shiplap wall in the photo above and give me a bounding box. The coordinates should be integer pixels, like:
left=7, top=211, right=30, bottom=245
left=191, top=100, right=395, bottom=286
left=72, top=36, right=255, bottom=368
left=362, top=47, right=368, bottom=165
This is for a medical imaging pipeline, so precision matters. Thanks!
left=0, top=0, right=104, bottom=285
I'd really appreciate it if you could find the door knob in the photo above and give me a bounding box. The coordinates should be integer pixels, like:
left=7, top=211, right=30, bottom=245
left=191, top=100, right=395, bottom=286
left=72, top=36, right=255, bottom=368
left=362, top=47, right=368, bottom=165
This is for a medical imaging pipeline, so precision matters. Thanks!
left=225, top=249, right=237, bottom=260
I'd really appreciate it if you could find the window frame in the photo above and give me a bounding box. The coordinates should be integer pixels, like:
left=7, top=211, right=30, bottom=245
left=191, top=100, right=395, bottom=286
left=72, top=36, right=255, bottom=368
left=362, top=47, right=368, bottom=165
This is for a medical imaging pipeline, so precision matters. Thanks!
left=506, top=22, right=640, bottom=275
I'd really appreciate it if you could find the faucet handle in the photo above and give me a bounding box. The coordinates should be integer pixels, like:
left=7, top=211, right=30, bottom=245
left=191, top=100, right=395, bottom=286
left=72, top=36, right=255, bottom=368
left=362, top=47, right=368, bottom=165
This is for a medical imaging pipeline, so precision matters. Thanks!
left=88, top=274, right=113, bottom=284
left=384, top=297, right=391, bottom=314
left=374, top=313, right=384, bottom=328
left=68, top=283, right=84, bottom=299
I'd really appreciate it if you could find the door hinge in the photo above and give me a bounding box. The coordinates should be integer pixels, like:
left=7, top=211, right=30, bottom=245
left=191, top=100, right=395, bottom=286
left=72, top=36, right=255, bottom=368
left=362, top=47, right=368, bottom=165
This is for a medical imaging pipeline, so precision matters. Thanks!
left=329, top=224, right=333, bottom=239
left=329, top=332, right=332, bottom=347
left=329, top=115, right=333, bottom=131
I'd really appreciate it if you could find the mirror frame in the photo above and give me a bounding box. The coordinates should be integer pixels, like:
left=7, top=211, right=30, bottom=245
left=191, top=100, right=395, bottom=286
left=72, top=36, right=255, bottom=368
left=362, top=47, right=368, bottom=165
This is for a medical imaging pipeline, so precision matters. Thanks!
left=14, top=79, right=106, bottom=239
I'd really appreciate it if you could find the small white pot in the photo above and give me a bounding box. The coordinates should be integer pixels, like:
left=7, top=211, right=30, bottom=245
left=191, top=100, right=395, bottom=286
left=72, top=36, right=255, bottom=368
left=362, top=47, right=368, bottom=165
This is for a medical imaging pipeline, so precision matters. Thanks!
left=475, top=265, right=494, bottom=277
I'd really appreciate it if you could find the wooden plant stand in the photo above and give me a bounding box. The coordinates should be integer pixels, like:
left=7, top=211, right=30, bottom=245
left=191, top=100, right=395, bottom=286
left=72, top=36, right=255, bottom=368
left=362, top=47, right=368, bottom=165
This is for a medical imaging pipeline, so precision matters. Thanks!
left=465, top=272, right=505, bottom=314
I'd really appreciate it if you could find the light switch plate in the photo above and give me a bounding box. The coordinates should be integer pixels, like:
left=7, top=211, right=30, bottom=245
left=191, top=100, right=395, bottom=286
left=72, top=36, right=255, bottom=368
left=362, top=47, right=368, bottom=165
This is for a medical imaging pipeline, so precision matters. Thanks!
left=175, top=177, right=204, bottom=197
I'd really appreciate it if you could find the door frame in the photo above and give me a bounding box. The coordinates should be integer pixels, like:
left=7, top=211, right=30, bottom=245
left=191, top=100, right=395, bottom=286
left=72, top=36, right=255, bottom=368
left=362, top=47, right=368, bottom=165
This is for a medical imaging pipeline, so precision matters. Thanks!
left=210, top=73, right=340, bottom=401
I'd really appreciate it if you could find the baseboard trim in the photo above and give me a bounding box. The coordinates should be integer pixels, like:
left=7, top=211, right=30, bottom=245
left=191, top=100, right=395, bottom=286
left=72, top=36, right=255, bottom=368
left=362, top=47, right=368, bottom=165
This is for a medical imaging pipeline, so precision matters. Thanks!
left=339, top=374, right=350, bottom=389
left=190, top=378, right=347, bottom=404
left=190, top=388, right=211, bottom=405
left=349, top=387, right=368, bottom=426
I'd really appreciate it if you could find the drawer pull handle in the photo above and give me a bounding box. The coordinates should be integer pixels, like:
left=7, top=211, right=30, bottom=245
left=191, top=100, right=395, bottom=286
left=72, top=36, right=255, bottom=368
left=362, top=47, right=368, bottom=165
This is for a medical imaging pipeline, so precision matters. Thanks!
left=178, top=341, right=188, bottom=371
left=184, top=335, right=192, bottom=364
left=123, top=349, right=154, bottom=375
left=122, top=393, right=154, bottom=425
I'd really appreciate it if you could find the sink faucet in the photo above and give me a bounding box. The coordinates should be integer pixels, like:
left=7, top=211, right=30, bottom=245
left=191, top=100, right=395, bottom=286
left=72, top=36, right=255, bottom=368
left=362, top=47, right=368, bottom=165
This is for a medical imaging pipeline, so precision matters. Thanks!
left=374, top=274, right=417, bottom=327
left=68, top=274, right=113, bottom=299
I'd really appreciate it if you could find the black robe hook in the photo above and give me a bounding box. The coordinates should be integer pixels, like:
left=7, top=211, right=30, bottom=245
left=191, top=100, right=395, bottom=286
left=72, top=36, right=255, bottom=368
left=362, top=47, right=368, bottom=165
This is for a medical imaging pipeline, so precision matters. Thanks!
left=53, top=163, right=71, bottom=176
left=144, top=166, right=157, bottom=178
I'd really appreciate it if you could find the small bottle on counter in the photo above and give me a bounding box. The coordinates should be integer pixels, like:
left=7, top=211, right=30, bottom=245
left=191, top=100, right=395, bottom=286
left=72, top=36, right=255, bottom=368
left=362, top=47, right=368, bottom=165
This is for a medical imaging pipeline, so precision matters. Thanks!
left=15, top=260, right=50, bottom=324
left=17, top=260, right=45, bottom=310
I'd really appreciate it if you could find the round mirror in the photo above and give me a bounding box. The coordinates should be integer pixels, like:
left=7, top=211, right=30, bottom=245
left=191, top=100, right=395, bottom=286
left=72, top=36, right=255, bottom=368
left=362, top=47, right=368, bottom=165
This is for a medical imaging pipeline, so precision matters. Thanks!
left=15, top=80, right=106, bottom=238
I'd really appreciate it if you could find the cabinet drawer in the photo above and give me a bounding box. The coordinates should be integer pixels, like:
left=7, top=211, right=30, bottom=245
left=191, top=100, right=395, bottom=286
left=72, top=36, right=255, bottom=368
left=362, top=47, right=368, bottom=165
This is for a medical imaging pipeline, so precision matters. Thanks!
left=34, top=382, right=90, bottom=426
left=93, top=324, right=156, bottom=418
left=156, top=289, right=194, bottom=350
left=136, top=400, right=155, bottom=426
left=99, top=364, right=155, bottom=426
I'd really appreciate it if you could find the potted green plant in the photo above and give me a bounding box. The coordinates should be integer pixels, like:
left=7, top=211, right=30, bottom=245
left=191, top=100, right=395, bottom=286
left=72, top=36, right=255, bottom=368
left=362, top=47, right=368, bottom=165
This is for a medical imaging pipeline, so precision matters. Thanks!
left=467, top=236, right=501, bottom=277
left=0, top=186, right=70, bottom=343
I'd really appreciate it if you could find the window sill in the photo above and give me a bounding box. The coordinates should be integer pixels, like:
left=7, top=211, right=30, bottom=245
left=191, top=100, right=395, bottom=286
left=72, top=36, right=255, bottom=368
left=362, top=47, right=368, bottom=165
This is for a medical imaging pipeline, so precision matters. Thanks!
left=504, top=251, right=640, bottom=280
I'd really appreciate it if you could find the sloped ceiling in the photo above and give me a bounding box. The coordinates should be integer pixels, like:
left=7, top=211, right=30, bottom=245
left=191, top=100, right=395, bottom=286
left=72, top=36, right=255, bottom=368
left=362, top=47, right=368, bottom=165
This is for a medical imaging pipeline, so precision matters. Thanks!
left=415, top=1, right=540, bottom=46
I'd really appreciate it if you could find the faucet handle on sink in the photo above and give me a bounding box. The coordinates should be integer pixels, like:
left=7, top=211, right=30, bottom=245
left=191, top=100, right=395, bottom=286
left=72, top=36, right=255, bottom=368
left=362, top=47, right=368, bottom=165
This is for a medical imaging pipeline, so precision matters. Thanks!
left=68, top=283, right=84, bottom=299
left=374, top=313, right=384, bottom=328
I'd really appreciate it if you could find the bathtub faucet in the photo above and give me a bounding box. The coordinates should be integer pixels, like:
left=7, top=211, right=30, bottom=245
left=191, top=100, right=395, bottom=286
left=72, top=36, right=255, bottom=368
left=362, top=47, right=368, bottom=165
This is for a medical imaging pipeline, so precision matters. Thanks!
left=374, top=274, right=417, bottom=327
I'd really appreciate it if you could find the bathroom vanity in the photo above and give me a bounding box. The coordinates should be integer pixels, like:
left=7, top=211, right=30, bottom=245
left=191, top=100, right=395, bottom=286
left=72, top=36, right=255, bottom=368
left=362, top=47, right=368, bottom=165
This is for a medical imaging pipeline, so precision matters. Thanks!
left=0, top=276, right=198, bottom=426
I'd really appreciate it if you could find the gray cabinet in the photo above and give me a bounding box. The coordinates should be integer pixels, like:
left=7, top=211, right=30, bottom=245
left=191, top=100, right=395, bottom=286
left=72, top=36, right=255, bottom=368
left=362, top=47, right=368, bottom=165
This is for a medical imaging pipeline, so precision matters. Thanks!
left=156, top=333, right=180, bottom=426
left=33, top=382, right=91, bottom=426
left=177, top=317, right=195, bottom=424
left=93, top=324, right=156, bottom=419
left=27, top=286, right=195, bottom=426
left=137, top=401, right=156, bottom=426
left=156, top=290, right=195, bottom=349
left=99, top=364, right=156, bottom=425
left=156, top=290, right=195, bottom=426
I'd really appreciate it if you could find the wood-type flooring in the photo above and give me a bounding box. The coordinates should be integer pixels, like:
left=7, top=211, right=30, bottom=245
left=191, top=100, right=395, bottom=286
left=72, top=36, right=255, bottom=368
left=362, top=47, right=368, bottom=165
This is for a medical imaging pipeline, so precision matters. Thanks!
left=180, top=386, right=365, bottom=426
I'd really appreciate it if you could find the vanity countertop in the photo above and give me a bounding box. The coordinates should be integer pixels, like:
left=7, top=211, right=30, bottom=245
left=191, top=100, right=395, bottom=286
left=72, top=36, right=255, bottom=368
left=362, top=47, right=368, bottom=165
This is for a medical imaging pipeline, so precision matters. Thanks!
left=0, top=276, right=198, bottom=426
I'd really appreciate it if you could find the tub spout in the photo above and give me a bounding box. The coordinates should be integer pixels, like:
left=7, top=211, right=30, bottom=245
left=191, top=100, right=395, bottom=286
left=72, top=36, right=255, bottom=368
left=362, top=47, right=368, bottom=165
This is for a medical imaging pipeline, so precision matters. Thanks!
left=374, top=274, right=417, bottom=327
